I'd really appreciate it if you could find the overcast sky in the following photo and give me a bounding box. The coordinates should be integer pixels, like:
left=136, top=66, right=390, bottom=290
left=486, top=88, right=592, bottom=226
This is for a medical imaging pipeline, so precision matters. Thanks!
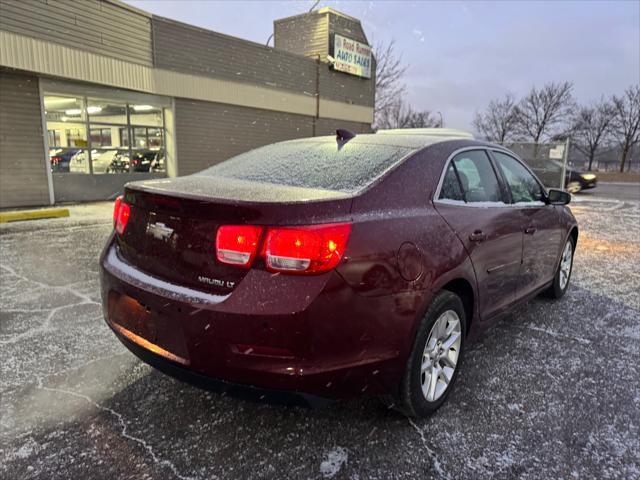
left=127, top=0, right=640, bottom=130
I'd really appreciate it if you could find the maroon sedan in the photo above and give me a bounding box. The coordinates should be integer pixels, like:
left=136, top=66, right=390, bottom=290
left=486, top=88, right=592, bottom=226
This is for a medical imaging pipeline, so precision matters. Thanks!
left=100, top=130, right=577, bottom=417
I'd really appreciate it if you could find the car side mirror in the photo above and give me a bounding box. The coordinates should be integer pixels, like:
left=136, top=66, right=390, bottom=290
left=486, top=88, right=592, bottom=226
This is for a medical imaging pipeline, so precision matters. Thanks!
left=547, top=188, right=571, bottom=205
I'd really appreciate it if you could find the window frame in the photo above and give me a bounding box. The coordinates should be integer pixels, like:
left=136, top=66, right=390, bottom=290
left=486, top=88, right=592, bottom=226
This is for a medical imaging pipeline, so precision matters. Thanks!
left=433, top=147, right=510, bottom=206
left=487, top=148, right=548, bottom=206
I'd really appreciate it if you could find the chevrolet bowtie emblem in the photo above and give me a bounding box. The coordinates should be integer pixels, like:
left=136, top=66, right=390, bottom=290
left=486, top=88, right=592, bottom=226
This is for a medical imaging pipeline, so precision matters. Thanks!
left=146, top=222, right=174, bottom=241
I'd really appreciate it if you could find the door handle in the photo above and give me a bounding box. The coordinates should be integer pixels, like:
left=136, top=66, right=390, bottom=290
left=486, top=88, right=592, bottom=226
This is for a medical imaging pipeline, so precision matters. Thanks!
left=524, top=227, right=537, bottom=235
left=469, top=230, right=486, bottom=242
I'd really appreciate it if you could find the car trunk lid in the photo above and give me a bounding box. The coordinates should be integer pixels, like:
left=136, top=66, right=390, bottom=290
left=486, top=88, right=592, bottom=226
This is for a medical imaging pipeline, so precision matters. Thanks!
left=115, top=176, right=353, bottom=296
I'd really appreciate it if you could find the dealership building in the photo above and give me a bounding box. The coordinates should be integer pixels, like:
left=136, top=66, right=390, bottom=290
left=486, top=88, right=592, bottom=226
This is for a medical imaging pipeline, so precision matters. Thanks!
left=0, top=0, right=374, bottom=208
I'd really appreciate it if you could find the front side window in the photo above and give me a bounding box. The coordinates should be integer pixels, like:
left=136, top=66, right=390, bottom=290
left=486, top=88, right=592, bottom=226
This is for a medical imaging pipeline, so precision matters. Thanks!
left=450, top=150, right=503, bottom=203
left=493, top=151, right=544, bottom=203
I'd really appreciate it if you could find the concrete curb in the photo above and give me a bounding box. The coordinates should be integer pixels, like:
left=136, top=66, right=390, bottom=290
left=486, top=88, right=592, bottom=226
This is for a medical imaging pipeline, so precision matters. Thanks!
left=0, top=208, right=70, bottom=223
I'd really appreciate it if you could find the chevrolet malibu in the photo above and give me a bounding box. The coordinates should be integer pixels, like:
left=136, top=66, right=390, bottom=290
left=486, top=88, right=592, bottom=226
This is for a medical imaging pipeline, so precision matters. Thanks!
left=100, top=129, right=577, bottom=417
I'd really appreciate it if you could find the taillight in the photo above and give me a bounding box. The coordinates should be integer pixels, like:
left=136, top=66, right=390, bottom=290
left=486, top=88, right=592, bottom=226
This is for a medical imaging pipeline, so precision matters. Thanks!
left=216, top=225, right=263, bottom=267
left=263, top=223, right=351, bottom=274
left=113, top=195, right=130, bottom=235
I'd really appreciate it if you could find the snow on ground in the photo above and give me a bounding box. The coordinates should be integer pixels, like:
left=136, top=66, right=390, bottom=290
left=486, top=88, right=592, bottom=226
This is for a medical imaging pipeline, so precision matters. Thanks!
left=0, top=195, right=638, bottom=479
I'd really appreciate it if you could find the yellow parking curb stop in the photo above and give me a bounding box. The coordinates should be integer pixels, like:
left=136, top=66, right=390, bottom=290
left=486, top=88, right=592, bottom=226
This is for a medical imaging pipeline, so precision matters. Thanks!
left=0, top=208, right=70, bottom=223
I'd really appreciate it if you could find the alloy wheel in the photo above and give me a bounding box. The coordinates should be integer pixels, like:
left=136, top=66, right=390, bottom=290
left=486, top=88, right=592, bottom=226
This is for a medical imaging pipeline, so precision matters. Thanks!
left=559, top=241, right=573, bottom=290
left=420, top=310, right=462, bottom=402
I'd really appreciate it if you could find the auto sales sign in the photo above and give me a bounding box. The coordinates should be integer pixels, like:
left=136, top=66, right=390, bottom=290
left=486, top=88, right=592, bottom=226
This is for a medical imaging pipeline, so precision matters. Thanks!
left=332, top=34, right=372, bottom=78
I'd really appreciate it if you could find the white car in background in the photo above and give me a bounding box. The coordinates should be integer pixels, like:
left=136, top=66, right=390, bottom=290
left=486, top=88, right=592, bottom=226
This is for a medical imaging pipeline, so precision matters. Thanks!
left=69, top=150, right=129, bottom=174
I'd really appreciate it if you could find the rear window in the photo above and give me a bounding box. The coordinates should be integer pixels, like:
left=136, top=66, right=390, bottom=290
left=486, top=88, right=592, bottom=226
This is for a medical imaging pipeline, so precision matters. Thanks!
left=200, top=141, right=413, bottom=193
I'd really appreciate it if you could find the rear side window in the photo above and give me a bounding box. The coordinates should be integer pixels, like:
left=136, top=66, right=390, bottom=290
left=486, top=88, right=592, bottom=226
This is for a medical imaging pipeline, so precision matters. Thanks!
left=493, top=151, right=544, bottom=203
left=201, top=141, right=413, bottom=193
left=439, top=164, right=465, bottom=201
left=447, top=150, right=503, bottom=203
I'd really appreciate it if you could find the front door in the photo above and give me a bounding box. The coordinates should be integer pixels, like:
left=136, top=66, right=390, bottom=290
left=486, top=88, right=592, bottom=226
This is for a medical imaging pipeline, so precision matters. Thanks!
left=491, top=150, right=563, bottom=297
left=434, top=150, right=523, bottom=321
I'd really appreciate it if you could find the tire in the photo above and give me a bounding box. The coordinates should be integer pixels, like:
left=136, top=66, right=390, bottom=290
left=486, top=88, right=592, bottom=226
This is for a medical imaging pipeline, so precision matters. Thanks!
left=567, top=181, right=581, bottom=194
left=399, top=290, right=467, bottom=418
left=545, top=236, right=575, bottom=299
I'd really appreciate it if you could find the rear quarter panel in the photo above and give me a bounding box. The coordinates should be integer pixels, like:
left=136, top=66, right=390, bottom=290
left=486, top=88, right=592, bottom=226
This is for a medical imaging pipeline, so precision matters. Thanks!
left=337, top=141, right=482, bottom=364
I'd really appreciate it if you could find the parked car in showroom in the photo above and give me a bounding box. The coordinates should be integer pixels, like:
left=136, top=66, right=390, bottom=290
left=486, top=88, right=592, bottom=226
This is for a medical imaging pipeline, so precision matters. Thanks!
left=100, top=129, right=577, bottom=417
left=49, top=148, right=79, bottom=172
left=130, top=149, right=164, bottom=172
left=69, top=149, right=129, bottom=174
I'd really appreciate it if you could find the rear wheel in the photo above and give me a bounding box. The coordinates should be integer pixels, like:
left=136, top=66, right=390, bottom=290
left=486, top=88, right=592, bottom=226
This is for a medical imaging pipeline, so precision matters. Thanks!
left=400, top=291, right=466, bottom=417
left=545, top=237, right=575, bottom=299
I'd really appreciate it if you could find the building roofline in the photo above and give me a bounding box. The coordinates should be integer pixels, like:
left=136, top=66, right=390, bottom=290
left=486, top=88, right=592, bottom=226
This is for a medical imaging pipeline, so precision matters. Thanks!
left=317, top=7, right=362, bottom=23
left=273, top=7, right=362, bottom=25
left=110, top=0, right=152, bottom=18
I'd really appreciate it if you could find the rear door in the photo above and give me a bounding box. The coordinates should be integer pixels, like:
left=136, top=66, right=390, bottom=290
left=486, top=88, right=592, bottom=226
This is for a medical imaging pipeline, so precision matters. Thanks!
left=434, top=149, right=523, bottom=321
left=490, top=150, right=562, bottom=297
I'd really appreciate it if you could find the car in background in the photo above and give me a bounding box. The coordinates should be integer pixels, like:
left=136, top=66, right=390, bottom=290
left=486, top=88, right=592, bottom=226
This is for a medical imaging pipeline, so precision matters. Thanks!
left=130, top=150, right=164, bottom=172
left=541, top=160, right=598, bottom=193
left=50, top=149, right=79, bottom=173
left=100, top=129, right=578, bottom=417
left=565, top=167, right=597, bottom=193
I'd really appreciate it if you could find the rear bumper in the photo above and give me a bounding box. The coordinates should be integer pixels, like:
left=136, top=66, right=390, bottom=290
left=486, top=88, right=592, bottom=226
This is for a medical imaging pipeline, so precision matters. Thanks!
left=110, top=323, right=332, bottom=407
left=100, top=243, right=420, bottom=400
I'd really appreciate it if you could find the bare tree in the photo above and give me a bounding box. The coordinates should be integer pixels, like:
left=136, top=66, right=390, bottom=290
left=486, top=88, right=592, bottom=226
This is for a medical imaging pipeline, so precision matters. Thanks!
left=472, top=93, right=518, bottom=143
left=374, top=39, right=408, bottom=128
left=377, top=98, right=442, bottom=129
left=571, top=99, right=615, bottom=171
left=515, top=82, right=575, bottom=143
left=611, top=85, right=640, bottom=172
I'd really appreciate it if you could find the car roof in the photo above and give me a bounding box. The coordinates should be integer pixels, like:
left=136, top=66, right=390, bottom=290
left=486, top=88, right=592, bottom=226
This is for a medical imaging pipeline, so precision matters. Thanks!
left=375, top=128, right=474, bottom=139
left=281, top=128, right=476, bottom=151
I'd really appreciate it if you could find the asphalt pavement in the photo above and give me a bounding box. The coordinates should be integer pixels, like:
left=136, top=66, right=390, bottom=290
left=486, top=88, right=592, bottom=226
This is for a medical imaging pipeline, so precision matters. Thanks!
left=579, top=182, right=640, bottom=202
left=1, top=187, right=639, bottom=480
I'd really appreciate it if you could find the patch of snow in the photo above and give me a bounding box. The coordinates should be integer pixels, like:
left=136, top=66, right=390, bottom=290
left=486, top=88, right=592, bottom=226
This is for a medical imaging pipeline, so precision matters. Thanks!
left=320, top=447, right=348, bottom=478
left=408, top=419, right=449, bottom=479
left=38, top=382, right=199, bottom=480
left=507, top=403, right=524, bottom=414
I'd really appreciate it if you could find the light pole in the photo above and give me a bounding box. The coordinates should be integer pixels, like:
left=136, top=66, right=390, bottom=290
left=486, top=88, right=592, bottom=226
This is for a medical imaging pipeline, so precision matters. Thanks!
left=437, top=111, right=444, bottom=128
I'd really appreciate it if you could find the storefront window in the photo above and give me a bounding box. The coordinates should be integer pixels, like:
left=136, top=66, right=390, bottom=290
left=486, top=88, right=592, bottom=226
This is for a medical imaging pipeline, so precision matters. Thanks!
left=119, top=127, right=130, bottom=147
left=44, top=93, right=167, bottom=175
left=44, top=95, right=88, bottom=173
left=91, top=149, right=131, bottom=174
left=132, top=127, right=164, bottom=149
left=90, top=128, right=113, bottom=147
left=67, top=149, right=91, bottom=174
left=128, top=104, right=162, bottom=126
left=65, top=128, right=88, bottom=148
left=87, top=98, right=127, bottom=124
left=48, top=130, right=61, bottom=147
